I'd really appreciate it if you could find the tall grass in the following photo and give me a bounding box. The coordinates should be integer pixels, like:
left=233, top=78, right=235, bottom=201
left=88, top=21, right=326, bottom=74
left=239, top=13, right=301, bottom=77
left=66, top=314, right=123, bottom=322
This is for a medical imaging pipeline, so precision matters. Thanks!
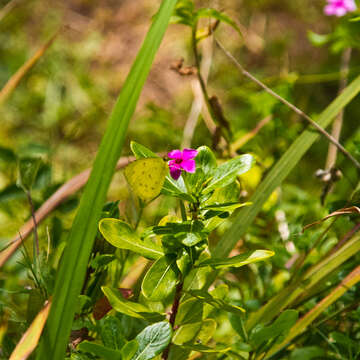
left=36, top=1, right=177, bottom=359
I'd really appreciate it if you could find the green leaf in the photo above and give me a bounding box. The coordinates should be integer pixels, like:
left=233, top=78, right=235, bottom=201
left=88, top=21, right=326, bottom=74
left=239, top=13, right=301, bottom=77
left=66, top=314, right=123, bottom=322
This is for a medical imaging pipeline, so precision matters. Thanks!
left=161, top=176, right=195, bottom=202
left=203, top=155, right=253, bottom=194
left=195, top=8, right=242, bottom=37
left=196, top=319, right=217, bottom=344
left=125, top=158, right=167, bottom=201
left=307, top=31, right=331, bottom=47
left=171, top=0, right=195, bottom=27
left=132, top=321, right=172, bottom=360
left=90, top=254, right=116, bottom=270
left=121, top=340, right=138, bottom=360
left=0, top=146, right=16, bottom=163
left=290, top=346, right=325, bottom=360
left=195, top=146, right=217, bottom=178
left=250, top=310, right=298, bottom=348
left=99, top=219, right=163, bottom=260
left=17, top=156, right=42, bottom=191
left=201, top=202, right=251, bottom=212
left=141, top=256, right=178, bottom=301
left=197, top=250, right=274, bottom=269
left=182, top=344, right=230, bottom=353
left=77, top=341, right=122, bottom=360
left=0, top=184, right=26, bottom=204
left=102, top=286, right=165, bottom=322
left=99, top=316, right=126, bottom=350
left=130, top=141, right=158, bottom=159
left=175, top=298, right=203, bottom=326
left=213, top=74, right=360, bottom=261
left=36, top=3, right=177, bottom=359
left=187, top=290, right=245, bottom=315
left=172, top=322, right=202, bottom=345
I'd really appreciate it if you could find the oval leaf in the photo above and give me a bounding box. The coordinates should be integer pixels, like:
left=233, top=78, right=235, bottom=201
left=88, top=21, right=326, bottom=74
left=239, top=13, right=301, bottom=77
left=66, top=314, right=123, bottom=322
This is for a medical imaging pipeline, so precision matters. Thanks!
left=132, top=321, right=172, bottom=360
left=197, top=249, right=274, bottom=269
left=142, top=256, right=178, bottom=301
left=99, top=219, right=163, bottom=260
left=102, top=287, right=165, bottom=322
left=125, top=158, right=167, bottom=201
left=203, top=154, right=253, bottom=194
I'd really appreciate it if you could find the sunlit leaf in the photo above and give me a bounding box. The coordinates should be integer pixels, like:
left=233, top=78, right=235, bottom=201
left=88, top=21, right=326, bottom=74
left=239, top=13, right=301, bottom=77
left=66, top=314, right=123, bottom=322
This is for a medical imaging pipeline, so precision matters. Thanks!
left=141, top=256, right=178, bottom=301
left=132, top=322, right=172, bottom=360
left=99, top=219, right=163, bottom=260
left=102, top=286, right=165, bottom=322
left=197, top=250, right=274, bottom=269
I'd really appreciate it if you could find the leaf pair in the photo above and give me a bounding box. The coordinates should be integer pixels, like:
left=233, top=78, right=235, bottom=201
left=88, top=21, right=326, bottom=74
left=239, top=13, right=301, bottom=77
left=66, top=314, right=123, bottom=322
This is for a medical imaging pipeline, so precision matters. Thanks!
left=79, top=319, right=171, bottom=360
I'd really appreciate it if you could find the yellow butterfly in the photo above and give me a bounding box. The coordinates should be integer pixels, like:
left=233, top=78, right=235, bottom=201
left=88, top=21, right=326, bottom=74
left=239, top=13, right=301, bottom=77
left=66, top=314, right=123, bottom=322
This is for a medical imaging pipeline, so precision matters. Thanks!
left=124, top=158, right=167, bottom=202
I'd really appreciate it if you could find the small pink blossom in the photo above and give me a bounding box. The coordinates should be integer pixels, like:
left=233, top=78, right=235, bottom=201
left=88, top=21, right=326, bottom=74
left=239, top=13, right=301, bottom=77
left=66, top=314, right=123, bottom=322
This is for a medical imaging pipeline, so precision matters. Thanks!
left=324, top=0, right=357, bottom=16
left=168, top=148, right=198, bottom=180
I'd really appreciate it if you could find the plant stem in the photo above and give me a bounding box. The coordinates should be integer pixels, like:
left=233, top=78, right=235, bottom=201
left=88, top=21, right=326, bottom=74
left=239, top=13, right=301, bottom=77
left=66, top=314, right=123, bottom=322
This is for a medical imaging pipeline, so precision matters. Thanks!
left=325, top=48, right=352, bottom=171
left=179, top=200, right=187, bottom=221
left=192, top=24, right=231, bottom=146
left=215, top=39, right=360, bottom=171
left=26, top=190, right=39, bottom=256
left=162, top=280, right=183, bottom=360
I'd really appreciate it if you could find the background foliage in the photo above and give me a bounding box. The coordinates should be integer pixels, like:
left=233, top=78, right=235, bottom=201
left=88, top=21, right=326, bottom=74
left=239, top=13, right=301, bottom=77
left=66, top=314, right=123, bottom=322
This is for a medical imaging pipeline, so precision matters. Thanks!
left=1, top=0, right=360, bottom=359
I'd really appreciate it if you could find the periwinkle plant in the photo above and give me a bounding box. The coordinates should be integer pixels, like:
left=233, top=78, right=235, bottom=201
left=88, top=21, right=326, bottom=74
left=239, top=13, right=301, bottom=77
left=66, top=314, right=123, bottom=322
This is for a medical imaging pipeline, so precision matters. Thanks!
left=92, top=142, right=274, bottom=359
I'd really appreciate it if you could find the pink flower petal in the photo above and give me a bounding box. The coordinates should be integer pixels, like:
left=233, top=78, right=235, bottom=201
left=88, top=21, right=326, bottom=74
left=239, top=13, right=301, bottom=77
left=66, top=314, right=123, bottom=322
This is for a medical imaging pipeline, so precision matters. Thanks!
left=325, top=4, right=337, bottom=15
left=168, top=160, right=181, bottom=169
left=168, top=149, right=182, bottom=160
left=181, top=159, right=196, bottom=173
left=169, top=166, right=181, bottom=180
left=182, top=148, right=198, bottom=161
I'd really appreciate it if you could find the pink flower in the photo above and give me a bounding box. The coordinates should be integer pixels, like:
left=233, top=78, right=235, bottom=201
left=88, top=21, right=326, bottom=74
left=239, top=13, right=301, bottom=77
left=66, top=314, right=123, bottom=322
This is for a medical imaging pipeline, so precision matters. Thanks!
left=168, top=148, right=198, bottom=180
left=324, top=0, right=357, bottom=16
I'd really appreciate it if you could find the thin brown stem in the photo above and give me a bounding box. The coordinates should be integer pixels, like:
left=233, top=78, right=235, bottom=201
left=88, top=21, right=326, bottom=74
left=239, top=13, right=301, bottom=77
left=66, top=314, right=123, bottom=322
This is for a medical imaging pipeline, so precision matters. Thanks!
left=162, top=281, right=183, bottom=360
left=192, top=25, right=231, bottom=146
left=215, top=39, right=360, bottom=171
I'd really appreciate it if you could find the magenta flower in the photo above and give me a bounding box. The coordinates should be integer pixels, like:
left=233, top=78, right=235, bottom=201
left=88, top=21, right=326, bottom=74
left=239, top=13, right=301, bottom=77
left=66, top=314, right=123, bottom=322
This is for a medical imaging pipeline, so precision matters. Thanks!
left=168, top=148, right=198, bottom=180
left=324, top=0, right=357, bottom=16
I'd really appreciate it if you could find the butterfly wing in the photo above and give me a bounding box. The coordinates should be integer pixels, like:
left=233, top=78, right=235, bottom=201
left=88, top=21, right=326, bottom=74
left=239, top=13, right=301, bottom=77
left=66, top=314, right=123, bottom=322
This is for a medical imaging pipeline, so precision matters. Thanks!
left=124, top=158, right=167, bottom=201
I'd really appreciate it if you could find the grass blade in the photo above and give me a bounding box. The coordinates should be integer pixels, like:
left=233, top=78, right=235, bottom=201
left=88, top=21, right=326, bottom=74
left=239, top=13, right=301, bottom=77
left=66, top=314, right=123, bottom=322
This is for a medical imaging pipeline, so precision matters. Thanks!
left=266, top=265, right=360, bottom=359
left=9, top=301, right=51, bottom=360
left=246, top=233, right=360, bottom=330
left=213, top=74, right=360, bottom=259
left=36, top=1, right=177, bottom=359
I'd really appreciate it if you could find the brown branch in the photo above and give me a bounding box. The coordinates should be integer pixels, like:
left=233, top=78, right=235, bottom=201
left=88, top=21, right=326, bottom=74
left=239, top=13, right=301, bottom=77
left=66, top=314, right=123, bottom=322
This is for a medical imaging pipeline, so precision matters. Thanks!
left=0, top=156, right=136, bottom=267
left=215, top=39, right=360, bottom=171
left=0, top=30, right=60, bottom=106
left=230, top=115, right=272, bottom=155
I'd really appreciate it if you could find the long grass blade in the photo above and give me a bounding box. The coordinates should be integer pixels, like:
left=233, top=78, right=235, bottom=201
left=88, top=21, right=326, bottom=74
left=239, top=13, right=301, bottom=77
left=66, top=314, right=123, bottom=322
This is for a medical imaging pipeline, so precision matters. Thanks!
left=213, top=74, right=360, bottom=259
left=265, top=265, right=360, bottom=359
left=36, top=1, right=177, bottom=359
left=9, top=301, right=51, bottom=360
left=246, top=233, right=360, bottom=330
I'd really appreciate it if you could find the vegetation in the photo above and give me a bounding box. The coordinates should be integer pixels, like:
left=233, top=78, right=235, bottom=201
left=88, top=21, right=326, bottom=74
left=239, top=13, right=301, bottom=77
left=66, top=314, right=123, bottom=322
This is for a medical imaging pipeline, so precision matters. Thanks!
left=1, top=0, right=360, bottom=359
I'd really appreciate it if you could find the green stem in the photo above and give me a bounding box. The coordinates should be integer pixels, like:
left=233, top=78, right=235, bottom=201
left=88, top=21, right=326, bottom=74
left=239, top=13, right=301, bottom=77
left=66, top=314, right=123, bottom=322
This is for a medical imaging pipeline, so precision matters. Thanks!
left=179, top=200, right=187, bottom=221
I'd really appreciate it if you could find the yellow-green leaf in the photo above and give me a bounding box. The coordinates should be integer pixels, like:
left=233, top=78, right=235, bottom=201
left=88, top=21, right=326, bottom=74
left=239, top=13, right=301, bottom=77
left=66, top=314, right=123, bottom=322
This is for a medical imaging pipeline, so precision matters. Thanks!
left=99, top=219, right=163, bottom=260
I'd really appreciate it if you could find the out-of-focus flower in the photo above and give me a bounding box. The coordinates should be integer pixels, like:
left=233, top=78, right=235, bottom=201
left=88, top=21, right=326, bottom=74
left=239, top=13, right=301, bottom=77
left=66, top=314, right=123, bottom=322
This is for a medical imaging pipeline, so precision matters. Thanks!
left=168, top=149, right=198, bottom=180
left=324, top=0, right=357, bottom=17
